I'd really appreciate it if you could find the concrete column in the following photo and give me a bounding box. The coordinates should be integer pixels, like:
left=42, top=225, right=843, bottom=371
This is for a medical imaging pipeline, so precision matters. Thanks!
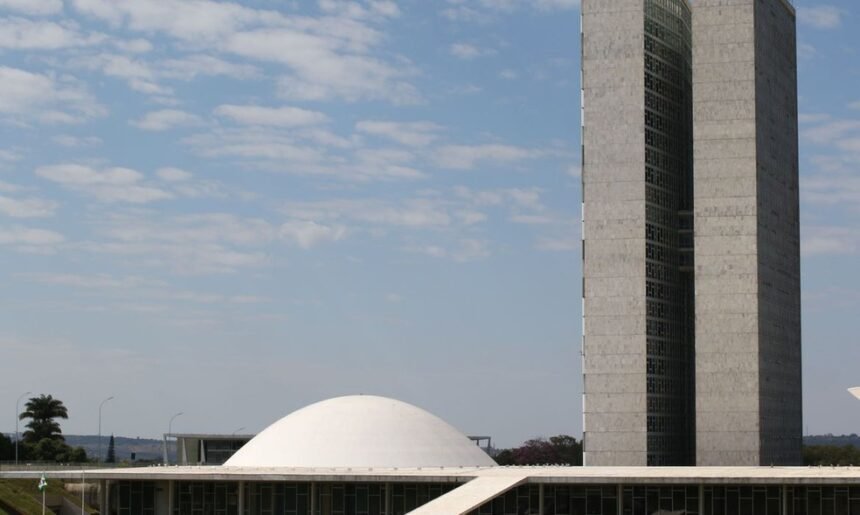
left=237, top=481, right=244, bottom=515
left=538, top=483, right=545, bottom=515
left=99, top=480, right=106, bottom=515
left=782, top=485, right=788, bottom=515
left=310, top=482, right=315, bottom=515
left=699, top=484, right=704, bottom=515
left=104, top=481, right=111, bottom=515
left=384, top=483, right=391, bottom=515
left=167, top=480, right=174, bottom=515
left=617, top=484, right=623, bottom=515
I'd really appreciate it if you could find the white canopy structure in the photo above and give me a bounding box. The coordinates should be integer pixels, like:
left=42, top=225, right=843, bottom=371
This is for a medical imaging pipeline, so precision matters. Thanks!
left=224, top=395, right=497, bottom=469
left=849, top=387, right=860, bottom=400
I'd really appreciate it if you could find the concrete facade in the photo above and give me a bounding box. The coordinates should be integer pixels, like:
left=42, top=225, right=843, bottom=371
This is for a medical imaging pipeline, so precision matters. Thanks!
left=692, top=0, right=802, bottom=466
left=582, top=0, right=696, bottom=466
left=583, top=0, right=802, bottom=466
left=581, top=0, right=649, bottom=467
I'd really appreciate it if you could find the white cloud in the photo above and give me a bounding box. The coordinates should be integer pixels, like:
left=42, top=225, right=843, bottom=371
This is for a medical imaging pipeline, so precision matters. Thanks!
left=36, top=164, right=174, bottom=204
left=53, top=134, right=102, bottom=147
left=0, top=18, right=104, bottom=50
left=74, top=53, right=170, bottom=96
left=18, top=273, right=160, bottom=290
left=802, top=120, right=860, bottom=145
left=537, top=234, right=579, bottom=252
left=318, top=0, right=401, bottom=21
left=0, top=225, right=64, bottom=253
left=442, top=0, right=578, bottom=22
left=499, top=69, right=518, bottom=80
left=283, top=198, right=453, bottom=228
left=184, top=127, right=424, bottom=181
left=803, top=226, right=860, bottom=256
left=850, top=101, right=860, bottom=111
left=112, top=37, right=153, bottom=53
left=534, top=0, right=579, bottom=10
left=84, top=212, right=277, bottom=274
left=409, top=239, right=490, bottom=262
left=0, top=195, right=58, bottom=218
left=797, top=6, right=843, bottom=29
left=0, top=0, right=63, bottom=16
left=449, top=43, right=494, bottom=60
left=0, top=66, right=106, bottom=124
left=70, top=0, right=419, bottom=104
left=434, top=144, right=540, bottom=170
left=159, top=55, right=260, bottom=81
left=131, top=109, right=202, bottom=131
left=567, top=164, right=581, bottom=177
left=214, top=105, right=328, bottom=127
left=156, top=167, right=193, bottom=182
left=356, top=120, right=443, bottom=147
left=279, top=220, right=346, bottom=249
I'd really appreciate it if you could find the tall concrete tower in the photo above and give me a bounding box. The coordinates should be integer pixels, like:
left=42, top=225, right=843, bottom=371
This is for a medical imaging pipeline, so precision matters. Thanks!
left=581, top=0, right=696, bottom=466
left=692, top=0, right=802, bottom=466
left=580, top=0, right=801, bottom=466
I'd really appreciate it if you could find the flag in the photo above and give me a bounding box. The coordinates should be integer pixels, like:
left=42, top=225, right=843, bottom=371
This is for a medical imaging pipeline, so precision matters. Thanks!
left=38, top=474, right=47, bottom=492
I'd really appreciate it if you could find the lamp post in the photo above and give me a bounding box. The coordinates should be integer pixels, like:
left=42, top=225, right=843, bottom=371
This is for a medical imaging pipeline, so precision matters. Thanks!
left=232, top=427, right=245, bottom=436
left=164, top=412, right=183, bottom=465
left=98, top=396, right=114, bottom=463
left=15, top=391, right=31, bottom=465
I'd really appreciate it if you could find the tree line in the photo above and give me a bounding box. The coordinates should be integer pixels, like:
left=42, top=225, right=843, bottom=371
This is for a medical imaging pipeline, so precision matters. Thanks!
left=490, top=436, right=860, bottom=467
left=0, top=394, right=89, bottom=462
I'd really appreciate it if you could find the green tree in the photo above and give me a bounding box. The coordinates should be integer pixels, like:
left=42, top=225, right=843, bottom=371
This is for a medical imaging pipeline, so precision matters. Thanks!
left=494, top=435, right=583, bottom=466
left=106, top=434, right=116, bottom=463
left=19, top=394, right=69, bottom=443
left=803, top=445, right=860, bottom=466
left=0, top=432, right=12, bottom=460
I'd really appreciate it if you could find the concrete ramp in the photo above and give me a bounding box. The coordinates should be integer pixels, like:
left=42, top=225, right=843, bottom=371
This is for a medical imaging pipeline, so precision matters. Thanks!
left=408, top=475, right=527, bottom=515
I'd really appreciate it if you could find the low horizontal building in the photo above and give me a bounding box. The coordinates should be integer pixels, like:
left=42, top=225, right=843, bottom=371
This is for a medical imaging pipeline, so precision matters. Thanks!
left=3, top=396, right=858, bottom=515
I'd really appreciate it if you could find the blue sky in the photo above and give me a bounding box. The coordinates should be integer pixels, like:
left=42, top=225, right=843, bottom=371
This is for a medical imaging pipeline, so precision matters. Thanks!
left=0, top=0, right=857, bottom=447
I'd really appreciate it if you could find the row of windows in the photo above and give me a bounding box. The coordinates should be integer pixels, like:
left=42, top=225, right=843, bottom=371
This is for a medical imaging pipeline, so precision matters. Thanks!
left=646, top=90, right=687, bottom=125
left=646, top=0, right=692, bottom=32
left=645, top=166, right=678, bottom=195
left=470, top=485, right=618, bottom=515
left=647, top=338, right=691, bottom=362
left=646, top=186, right=678, bottom=213
left=645, top=53, right=688, bottom=91
left=646, top=126, right=688, bottom=159
left=646, top=204, right=676, bottom=228
left=646, top=147, right=685, bottom=176
left=645, top=34, right=690, bottom=77
left=646, top=262, right=679, bottom=284
left=645, top=71, right=685, bottom=104
left=644, top=19, right=690, bottom=61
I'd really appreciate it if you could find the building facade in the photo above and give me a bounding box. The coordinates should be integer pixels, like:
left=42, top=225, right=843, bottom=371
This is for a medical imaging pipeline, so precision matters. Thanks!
left=581, top=0, right=801, bottom=466
left=692, top=0, right=802, bottom=467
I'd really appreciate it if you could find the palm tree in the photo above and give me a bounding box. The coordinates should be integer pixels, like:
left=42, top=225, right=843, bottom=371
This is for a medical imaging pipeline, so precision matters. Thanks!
left=19, top=394, right=69, bottom=443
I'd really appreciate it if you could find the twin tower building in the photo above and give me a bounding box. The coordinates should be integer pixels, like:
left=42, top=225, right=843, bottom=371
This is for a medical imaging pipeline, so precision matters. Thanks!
left=581, top=0, right=802, bottom=466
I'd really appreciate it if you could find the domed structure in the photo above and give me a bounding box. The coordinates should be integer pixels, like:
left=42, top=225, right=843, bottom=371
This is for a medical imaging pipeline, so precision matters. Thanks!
left=225, top=395, right=496, bottom=469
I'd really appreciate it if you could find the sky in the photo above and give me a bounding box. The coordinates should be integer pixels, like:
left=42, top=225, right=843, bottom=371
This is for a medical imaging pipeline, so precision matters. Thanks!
left=0, top=0, right=858, bottom=448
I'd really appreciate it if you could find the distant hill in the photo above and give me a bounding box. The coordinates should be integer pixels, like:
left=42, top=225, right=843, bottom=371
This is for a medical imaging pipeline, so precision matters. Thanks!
left=804, top=434, right=860, bottom=448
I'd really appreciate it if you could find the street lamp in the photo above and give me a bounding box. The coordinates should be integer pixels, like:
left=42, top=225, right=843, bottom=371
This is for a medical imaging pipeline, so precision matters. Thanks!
left=98, top=396, right=114, bottom=463
left=849, top=387, right=860, bottom=400
left=232, top=427, right=245, bottom=436
left=164, top=412, right=183, bottom=465
left=14, top=391, right=31, bottom=465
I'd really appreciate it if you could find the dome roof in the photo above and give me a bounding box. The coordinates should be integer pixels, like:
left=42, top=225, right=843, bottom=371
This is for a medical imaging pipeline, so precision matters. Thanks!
left=225, top=395, right=496, bottom=468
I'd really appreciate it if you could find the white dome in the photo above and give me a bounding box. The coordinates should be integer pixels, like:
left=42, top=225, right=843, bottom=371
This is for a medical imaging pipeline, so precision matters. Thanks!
left=225, top=395, right=496, bottom=468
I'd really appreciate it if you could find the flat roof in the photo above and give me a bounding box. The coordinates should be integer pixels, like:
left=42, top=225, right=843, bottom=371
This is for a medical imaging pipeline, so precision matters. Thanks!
left=4, top=466, right=860, bottom=485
